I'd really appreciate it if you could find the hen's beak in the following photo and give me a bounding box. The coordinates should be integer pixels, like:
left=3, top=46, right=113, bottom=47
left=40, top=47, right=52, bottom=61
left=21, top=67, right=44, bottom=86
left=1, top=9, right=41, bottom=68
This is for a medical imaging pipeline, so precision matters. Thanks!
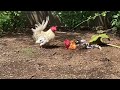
left=36, top=40, right=40, bottom=43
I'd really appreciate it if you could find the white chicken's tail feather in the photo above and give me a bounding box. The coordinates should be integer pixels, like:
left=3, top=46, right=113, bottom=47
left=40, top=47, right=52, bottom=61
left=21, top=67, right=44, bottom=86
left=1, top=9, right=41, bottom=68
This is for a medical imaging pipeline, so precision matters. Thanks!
left=31, top=16, right=49, bottom=33
left=42, top=16, right=49, bottom=31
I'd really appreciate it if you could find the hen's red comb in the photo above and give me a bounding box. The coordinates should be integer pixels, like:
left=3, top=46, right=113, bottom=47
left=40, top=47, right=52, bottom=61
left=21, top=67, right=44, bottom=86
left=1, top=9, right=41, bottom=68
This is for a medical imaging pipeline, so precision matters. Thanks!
left=64, top=39, right=70, bottom=49
left=50, top=26, right=57, bottom=31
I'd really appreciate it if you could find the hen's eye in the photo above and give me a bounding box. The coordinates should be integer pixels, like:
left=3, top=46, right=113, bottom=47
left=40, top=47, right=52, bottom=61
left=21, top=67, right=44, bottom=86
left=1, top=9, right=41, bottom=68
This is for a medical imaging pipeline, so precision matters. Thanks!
left=39, top=40, right=41, bottom=42
left=39, top=40, right=44, bottom=43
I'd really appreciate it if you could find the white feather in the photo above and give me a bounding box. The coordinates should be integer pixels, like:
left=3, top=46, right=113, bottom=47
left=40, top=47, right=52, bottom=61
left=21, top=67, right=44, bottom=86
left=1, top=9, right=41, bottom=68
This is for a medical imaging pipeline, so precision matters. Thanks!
left=31, top=16, right=56, bottom=46
left=33, top=29, right=55, bottom=46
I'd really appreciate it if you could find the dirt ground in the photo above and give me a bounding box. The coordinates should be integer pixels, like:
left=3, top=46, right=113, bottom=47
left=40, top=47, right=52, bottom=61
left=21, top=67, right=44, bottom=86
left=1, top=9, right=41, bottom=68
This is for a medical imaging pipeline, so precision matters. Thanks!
left=0, top=31, right=120, bottom=79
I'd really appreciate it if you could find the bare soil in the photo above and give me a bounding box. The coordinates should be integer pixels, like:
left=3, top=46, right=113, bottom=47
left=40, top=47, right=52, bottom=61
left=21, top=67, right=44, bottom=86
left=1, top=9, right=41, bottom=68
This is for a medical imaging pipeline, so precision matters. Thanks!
left=0, top=31, right=120, bottom=79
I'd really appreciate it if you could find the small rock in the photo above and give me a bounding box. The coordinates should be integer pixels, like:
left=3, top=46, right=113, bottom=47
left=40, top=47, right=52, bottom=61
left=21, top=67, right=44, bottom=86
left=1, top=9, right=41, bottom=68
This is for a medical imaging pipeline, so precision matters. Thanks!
left=2, top=52, right=6, bottom=55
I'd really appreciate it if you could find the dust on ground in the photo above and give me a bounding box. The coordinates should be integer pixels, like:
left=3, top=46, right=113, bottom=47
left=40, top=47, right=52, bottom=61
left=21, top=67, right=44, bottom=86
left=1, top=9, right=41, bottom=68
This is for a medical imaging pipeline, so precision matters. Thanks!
left=0, top=31, right=120, bottom=79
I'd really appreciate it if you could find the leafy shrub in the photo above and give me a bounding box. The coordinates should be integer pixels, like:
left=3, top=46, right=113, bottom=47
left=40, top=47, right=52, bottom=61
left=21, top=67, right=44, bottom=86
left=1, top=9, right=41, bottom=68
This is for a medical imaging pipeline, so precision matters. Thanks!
left=0, top=11, right=28, bottom=36
left=54, top=11, right=110, bottom=30
left=111, top=11, right=120, bottom=28
left=55, top=11, right=95, bottom=28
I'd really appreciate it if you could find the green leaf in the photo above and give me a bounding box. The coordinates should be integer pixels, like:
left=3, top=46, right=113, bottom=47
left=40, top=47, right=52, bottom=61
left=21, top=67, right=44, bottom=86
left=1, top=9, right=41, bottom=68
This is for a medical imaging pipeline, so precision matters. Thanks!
left=89, top=34, right=110, bottom=44
left=95, top=13, right=99, bottom=16
left=113, top=15, right=118, bottom=18
left=101, top=11, right=106, bottom=17
left=111, top=21, right=116, bottom=26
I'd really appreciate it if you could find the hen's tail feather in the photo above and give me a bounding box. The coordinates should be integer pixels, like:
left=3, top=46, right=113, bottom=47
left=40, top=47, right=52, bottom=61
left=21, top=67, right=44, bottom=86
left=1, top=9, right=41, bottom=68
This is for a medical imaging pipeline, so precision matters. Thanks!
left=41, top=16, right=49, bottom=31
left=31, top=16, right=49, bottom=32
left=41, top=20, right=45, bottom=27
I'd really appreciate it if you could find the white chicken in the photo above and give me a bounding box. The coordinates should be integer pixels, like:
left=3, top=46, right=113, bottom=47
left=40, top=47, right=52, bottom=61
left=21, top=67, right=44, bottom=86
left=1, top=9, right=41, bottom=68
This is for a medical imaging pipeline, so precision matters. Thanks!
left=31, top=16, right=57, bottom=47
left=31, top=16, right=49, bottom=41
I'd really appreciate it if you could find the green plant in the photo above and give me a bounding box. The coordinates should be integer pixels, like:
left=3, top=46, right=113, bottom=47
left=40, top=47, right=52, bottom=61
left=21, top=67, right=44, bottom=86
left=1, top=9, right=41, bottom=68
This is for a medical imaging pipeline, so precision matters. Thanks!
left=89, top=33, right=110, bottom=45
left=111, top=11, right=120, bottom=29
left=55, top=11, right=95, bottom=28
left=89, top=33, right=120, bottom=48
left=54, top=11, right=110, bottom=30
left=0, top=11, right=28, bottom=36
left=72, top=11, right=108, bottom=30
